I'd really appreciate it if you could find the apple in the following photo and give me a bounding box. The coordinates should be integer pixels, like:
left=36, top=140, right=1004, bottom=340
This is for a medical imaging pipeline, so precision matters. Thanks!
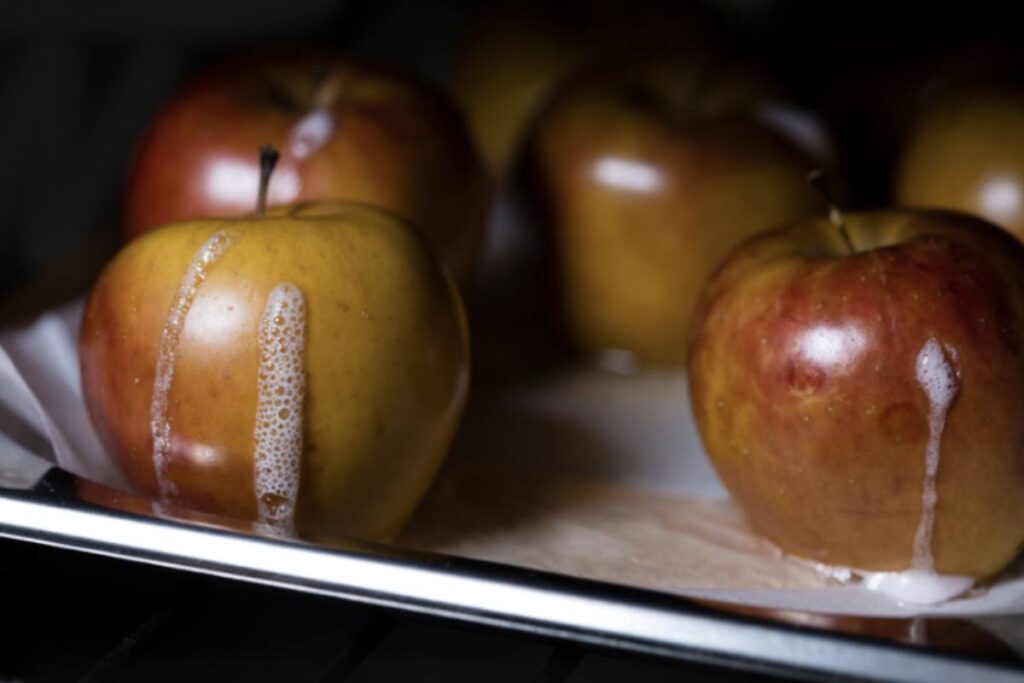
left=526, top=55, right=827, bottom=366
left=689, top=208, right=1024, bottom=580
left=124, top=53, right=489, bottom=284
left=452, top=0, right=709, bottom=180
left=816, top=40, right=1016, bottom=206
left=896, top=89, right=1024, bottom=241
left=82, top=149, right=469, bottom=541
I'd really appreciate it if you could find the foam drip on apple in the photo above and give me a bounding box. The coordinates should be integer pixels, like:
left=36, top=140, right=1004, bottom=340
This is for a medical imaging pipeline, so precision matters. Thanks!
left=912, top=337, right=959, bottom=572
left=817, top=337, right=975, bottom=605
left=253, top=283, right=307, bottom=532
left=148, top=229, right=309, bottom=533
left=149, top=146, right=309, bottom=533
left=150, top=228, right=238, bottom=497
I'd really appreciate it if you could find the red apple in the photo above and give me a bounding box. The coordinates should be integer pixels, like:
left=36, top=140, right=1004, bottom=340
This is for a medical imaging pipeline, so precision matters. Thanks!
left=125, top=53, right=489, bottom=283
left=526, top=54, right=827, bottom=366
left=689, top=209, right=1024, bottom=580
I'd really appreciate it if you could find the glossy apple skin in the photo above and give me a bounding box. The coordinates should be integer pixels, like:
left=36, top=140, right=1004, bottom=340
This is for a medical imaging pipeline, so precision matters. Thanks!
left=125, top=54, right=488, bottom=284
left=529, top=59, right=825, bottom=365
left=689, top=210, right=1024, bottom=578
left=896, top=90, right=1024, bottom=241
left=81, top=202, right=469, bottom=542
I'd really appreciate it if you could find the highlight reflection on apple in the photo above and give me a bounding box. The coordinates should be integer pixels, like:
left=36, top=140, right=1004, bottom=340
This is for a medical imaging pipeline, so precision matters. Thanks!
left=204, top=158, right=302, bottom=210
left=590, top=157, right=664, bottom=194
left=796, top=324, right=867, bottom=372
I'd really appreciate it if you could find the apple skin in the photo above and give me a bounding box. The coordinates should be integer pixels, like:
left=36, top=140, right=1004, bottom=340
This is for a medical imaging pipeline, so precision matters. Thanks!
left=124, top=54, right=489, bottom=284
left=689, top=209, right=1024, bottom=578
left=452, top=1, right=709, bottom=179
left=81, top=201, right=469, bottom=542
left=896, top=90, right=1024, bottom=241
left=528, top=57, right=825, bottom=366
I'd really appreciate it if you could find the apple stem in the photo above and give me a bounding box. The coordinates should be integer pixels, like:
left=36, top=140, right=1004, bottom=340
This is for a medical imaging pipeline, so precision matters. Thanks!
left=257, top=145, right=279, bottom=217
left=807, top=169, right=855, bottom=254
left=829, top=206, right=856, bottom=255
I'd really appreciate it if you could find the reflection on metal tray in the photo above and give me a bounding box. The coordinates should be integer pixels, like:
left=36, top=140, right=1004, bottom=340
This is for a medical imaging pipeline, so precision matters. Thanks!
left=0, top=465, right=1020, bottom=683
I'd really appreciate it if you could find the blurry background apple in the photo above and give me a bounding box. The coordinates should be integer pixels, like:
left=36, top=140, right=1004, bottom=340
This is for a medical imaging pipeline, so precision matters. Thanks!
left=814, top=41, right=1019, bottom=208
left=896, top=88, right=1024, bottom=240
left=124, top=53, right=488, bottom=284
left=689, top=209, right=1024, bottom=579
left=526, top=53, right=827, bottom=367
left=451, top=0, right=711, bottom=181
left=82, top=193, right=469, bottom=542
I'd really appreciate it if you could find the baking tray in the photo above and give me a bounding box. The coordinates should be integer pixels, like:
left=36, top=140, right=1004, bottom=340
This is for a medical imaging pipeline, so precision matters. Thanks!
left=0, top=449, right=1022, bottom=683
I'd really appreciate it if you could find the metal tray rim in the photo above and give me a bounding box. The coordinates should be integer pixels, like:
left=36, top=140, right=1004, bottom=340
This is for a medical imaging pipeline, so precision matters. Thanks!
left=0, top=478, right=1021, bottom=683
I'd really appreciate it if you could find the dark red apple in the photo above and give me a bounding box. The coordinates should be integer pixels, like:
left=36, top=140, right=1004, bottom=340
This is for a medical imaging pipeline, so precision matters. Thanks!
left=125, top=53, right=489, bottom=283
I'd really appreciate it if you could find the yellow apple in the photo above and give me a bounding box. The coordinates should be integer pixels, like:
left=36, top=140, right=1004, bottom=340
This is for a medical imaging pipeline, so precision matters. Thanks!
left=80, top=198, right=469, bottom=542
left=452, top=1, right=708, bottom=179
left=528, top=55, right=826, bottom=366
left=896, top=89, right=1024, bottom=240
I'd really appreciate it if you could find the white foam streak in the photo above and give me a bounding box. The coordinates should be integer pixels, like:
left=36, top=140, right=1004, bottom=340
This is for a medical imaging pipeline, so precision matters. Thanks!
left=813, top=563, right=976, bottom=606
left=863, top=570, right=974, bottom=605
left=150, top=230, right=237, bottom=498
left=912, top=337, right=960, bottom=571
left=810, top=337, right=976, bottom=607
left=253, top=283, right=307, bottom=532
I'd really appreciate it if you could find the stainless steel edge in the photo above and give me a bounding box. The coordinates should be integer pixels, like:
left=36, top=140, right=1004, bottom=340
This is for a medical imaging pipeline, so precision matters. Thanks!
left=0, top=486, right=1019, bottom=683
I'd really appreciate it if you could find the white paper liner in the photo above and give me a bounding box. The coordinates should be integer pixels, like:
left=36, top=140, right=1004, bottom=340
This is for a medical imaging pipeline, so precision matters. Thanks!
left=0, top=301, right=128, bottom=490
left=3, top=299, right=1024, bottom=620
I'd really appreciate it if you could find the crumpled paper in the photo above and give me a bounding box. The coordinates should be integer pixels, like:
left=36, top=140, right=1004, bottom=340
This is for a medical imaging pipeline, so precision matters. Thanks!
left=3, top=299, right=1024, bottom=621
left=0, top=301, right=127, bottom=489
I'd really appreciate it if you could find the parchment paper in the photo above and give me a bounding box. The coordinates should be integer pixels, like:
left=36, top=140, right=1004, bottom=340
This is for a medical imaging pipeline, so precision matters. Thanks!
left=4, top=299, right=1024, bottom=620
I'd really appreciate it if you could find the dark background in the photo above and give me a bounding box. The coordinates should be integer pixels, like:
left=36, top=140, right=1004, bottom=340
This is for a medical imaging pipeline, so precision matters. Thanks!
left=2, top=0, right=1024, bottom=311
